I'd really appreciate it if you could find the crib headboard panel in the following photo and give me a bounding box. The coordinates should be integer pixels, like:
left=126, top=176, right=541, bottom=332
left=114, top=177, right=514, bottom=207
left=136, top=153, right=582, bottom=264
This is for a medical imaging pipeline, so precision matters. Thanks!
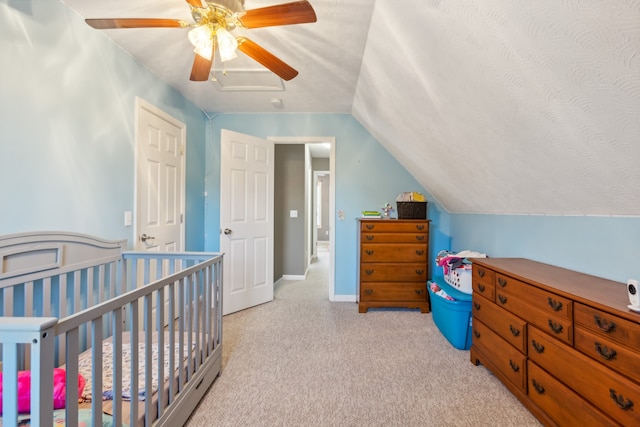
left=0, top=231, right=127, bottom=288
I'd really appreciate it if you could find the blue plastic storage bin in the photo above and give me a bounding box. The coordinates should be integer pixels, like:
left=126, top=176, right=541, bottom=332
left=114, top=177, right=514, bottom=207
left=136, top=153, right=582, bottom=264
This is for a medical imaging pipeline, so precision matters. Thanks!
left=428, top=279, right=473, bottom=350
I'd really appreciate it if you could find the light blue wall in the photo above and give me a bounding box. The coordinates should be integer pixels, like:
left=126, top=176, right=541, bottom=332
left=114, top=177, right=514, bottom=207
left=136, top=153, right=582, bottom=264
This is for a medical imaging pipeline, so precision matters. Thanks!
left=450, top=214, right=640, bottom=284
left=0, top=0, right=208, bottom=250
left=204, top=114, right=449, bottom=296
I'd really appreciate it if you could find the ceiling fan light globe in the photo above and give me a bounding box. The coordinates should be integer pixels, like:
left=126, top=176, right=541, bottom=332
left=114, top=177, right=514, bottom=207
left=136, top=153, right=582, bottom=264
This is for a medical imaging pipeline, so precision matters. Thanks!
left=216, top=27, right=239, bottom=62
left=188, top=26, right=214, bottom=60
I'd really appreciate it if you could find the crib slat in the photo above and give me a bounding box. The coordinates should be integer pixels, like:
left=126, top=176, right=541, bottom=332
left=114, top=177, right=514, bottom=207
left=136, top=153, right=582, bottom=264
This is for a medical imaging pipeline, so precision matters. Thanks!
left=144, top=293, right=153, bottom=427
left=98, top=264, right=105, bottom=304
left=65, top=328, right=80, bottom=427
left=129, top=300, right=139, bottom=427
left=111, top=309, right=123, bottom=426
left=186, top=274, right=194, bottom=380
left=156, top=287, right=165, bottom=419
left=42, top=277, right=51, bottom=317
left=178, top=276, right=186, bottom=391
left=205, top=265, right=212, bottom=355
left=91, top=317, right=104, bottom=427
left=193, top=271, right=201, bottom=370
left=168, top=281, right=176, bottom=400
left=4, top=286, right=13, bottom=316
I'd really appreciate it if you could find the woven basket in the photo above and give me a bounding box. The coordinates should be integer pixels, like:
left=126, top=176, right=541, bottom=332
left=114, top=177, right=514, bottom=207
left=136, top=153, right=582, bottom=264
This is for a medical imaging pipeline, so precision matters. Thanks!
left=396, top=201, right=427, bottom=219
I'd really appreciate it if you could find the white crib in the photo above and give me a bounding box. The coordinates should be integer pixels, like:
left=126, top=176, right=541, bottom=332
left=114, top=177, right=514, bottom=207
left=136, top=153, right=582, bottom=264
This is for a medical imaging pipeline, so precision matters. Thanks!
left=0, top=231, right=223, bottom=427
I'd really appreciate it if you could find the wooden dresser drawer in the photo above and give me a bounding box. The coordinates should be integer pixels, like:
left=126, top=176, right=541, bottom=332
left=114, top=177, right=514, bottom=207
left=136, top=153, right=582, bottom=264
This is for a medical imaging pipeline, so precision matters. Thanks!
left=529, top=326, right=640, bottom=426
left=495, top=292, right=573, bottom=345
left=361, top=221, right=428, bottom=233
left=360, top=243, right=427, bottom=263
left=574, top=303, right=640, bottom=351
left=472, top=265, right=495, bottom=301
left=496, top=273, right=572, bottom=320
left=527, top=361, right=618, bottom=427
left=360, top=282, right=427, bottom=302
left=472, top=295, right=527, bottom=353
left=360, top=263, right=427, bottom=282
left=473, top=319, right=527, bottom=392
left=360, top=233, right=428, bottom=243
left=575, top=325, right=640, bottom=382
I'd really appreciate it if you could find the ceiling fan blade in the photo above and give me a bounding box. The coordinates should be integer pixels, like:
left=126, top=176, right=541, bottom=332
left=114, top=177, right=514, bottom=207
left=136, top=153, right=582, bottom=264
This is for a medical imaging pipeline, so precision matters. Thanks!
left=85, top=18, right=188, bottom=30
left=238, top=0, right=317, bottom=29
left=185, top=0, right=207, bottom=7
left=190, top=45, right=215, bottom=82
left=237, top=37, right=298, bottom=81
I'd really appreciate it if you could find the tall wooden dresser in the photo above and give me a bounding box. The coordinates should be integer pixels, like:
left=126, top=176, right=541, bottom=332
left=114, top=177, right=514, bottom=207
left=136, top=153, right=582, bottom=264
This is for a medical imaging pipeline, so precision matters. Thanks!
left=357, top=219, right=430, bottom=313
left=471, top=258, right=640, bottom=426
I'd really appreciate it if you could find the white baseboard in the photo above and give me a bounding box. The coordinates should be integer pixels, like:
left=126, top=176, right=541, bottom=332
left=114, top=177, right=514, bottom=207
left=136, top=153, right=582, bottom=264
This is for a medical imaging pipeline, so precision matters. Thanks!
left=282, top=274, right=306, bottom=280
left=332, top=294, right=357, bottom=303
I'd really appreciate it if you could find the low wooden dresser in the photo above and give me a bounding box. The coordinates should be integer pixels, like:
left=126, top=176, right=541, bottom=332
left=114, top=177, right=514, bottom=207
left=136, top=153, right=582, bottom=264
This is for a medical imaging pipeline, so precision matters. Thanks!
left=357, top=219, right=430, bottom=313
left=471, top=258, right=640, bottom=426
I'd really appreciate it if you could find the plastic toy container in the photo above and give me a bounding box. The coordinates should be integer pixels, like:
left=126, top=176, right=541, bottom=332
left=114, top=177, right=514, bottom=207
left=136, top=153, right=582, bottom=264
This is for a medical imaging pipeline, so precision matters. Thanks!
left=428, top=279, right=473, bottom=350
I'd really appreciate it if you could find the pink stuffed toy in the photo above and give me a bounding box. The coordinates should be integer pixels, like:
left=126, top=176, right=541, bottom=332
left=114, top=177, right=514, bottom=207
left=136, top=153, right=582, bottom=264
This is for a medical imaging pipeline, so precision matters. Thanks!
left=0, top=368, right=86, bottom=414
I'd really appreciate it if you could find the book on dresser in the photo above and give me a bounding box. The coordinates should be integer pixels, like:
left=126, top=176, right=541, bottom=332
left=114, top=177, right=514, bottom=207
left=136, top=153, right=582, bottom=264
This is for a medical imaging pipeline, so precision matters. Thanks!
left=470, top=258, right=640, bottom=427
left=357, top=218, right=430, bottom=313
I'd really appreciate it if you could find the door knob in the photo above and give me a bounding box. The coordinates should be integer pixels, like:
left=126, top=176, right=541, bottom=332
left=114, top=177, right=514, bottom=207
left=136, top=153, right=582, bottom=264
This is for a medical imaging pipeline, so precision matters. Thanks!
left=140, top=233, right=155, bottom=242
left=223, top=228, right=232, bottom=235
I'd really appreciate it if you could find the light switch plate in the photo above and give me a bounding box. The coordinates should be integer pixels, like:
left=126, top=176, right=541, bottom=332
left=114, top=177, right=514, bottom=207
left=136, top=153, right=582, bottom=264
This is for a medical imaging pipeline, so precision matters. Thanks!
left=290, top=210, right=298, bottom=218
left=124, top=211, right=132, bottom=227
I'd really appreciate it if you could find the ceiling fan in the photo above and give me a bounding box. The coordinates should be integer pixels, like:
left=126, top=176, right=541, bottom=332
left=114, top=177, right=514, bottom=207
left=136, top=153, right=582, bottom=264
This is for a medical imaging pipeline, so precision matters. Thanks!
left=85, top=0, right=317, bottom=82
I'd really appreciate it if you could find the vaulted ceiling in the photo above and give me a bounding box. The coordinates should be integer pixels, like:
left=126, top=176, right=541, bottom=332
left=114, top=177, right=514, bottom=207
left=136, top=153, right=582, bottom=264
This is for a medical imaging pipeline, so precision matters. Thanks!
left=63, top=0, right=640, bottom=216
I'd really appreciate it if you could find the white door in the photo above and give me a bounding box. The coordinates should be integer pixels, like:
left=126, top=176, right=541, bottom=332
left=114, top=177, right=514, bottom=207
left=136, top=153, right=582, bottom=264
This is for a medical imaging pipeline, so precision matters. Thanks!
left=135, top=98, right=185, bottom=323
left=220, top=129, right=274, bottom=315
left=135, top=99, right=185, bottom=252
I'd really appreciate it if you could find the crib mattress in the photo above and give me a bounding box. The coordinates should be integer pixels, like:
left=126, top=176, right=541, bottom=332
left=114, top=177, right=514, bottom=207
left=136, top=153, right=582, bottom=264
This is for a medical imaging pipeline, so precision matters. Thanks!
left=76, top=331, right=201, bottom=427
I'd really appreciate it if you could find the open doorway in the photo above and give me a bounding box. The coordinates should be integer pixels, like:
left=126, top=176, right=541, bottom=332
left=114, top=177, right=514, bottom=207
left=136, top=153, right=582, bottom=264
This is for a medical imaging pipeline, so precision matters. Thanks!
left=270, top=136, right=336, bottom=301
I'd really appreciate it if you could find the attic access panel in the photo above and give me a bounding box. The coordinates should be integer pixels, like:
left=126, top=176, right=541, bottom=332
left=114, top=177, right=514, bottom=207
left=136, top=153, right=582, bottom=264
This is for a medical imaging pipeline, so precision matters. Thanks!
left=210, top=69, right=285, bottom=91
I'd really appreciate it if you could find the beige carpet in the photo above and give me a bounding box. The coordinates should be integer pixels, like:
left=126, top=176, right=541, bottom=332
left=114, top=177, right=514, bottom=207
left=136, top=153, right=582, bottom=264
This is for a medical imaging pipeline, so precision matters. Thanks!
left=186, top=252, right=541, bottom=427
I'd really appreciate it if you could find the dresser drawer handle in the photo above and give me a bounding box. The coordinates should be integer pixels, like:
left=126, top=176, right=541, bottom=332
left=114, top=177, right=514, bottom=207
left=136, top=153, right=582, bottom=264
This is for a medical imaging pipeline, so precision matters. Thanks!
left=415, top=269, right=424, bottom=275
left=415, top=289, right=424, bottom=295
left=547, top=298, right=563, bottom=311
left=548, top=320, right=563, bottom=334
left=594, top=315, right=617, bottom=333
left=366, top=224, right=374, bottom=230
left=415, top=250, right=424, bottom=255
left=532, top=340, right=545, bottom=353
left=509, top=325, right=520, bottom=337
left=498, top=294, right=507, bottom=305
left=498, top=277, right=507, bottom=287
left=416, top=224, right=425, bottom=230
left=478, top=269, right=485, bottom=278
left=365, top=269, right=374, bottom=275
left=477, top=284, right=486, bottom=292
left=473, top=301, right=481, bottom=310
left=509, top=359, right=520, bottom=372
left=532, top=379, right=545, bottom=395
left=365, top=235, right=375, bottom=241
left=415, top=235, right=425, bottom=241
left=595, top=342, right=617, bottom=361
left=365, top=250, right=374, bottom=256
left=473, top=330, right=481, bottom=339
left=609, top=388, right=634, bottom=411
left=364, top=288, right=373, bottom=295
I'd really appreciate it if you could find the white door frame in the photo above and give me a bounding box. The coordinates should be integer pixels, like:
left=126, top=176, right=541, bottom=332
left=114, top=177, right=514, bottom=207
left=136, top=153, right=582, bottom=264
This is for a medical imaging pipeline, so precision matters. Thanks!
left=268, top=136, right=336, bottom=301
left=134, top=97, right=186, bottom=252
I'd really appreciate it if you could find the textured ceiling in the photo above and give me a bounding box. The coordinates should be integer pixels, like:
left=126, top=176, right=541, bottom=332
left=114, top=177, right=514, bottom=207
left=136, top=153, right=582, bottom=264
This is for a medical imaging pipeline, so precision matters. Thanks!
left=353, top=0, right=640, bottom=216
left=62, top=0, right=640, bottom=216
left=62, top=0, right=373, bottom=113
